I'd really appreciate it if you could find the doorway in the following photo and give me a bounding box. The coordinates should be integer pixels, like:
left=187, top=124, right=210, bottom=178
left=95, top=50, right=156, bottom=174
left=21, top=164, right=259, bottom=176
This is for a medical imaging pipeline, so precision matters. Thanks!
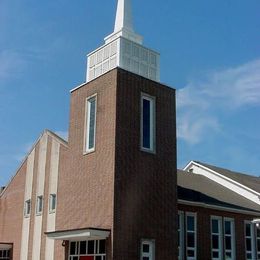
left=69, top=240, right=106, bottom=260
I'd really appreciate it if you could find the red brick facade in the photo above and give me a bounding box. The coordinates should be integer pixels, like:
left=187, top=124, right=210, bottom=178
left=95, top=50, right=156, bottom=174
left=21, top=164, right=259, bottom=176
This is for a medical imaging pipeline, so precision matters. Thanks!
left=0, top=160, right=26, bottom=259
left=0, top=68, right=259, bottom=260
left=178, top=203, right=259, bottom=260
left=56, top=68, right=177, bottom=259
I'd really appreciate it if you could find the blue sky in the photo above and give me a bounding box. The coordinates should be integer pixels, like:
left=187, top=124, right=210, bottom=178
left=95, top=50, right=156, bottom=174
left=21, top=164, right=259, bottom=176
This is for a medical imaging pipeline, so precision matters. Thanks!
left=0, top=0, right=259, bottom=186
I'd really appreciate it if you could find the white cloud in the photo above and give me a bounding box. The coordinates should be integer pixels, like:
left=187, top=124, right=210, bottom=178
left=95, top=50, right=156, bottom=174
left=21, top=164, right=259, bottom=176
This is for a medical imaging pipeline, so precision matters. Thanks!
left=0, top=48, right=49, bottom=85
left=178, top=112, right=219, bottom=145
left=0, top=50, right=27, bottom=82
left=177, top=58, right=260, bottom=144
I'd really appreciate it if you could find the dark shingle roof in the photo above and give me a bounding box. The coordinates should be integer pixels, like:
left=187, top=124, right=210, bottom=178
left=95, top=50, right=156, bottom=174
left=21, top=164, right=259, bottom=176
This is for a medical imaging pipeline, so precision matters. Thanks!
left=177, top=170, right=260, bottom=213
left=195, top=161, right=260, bottom=193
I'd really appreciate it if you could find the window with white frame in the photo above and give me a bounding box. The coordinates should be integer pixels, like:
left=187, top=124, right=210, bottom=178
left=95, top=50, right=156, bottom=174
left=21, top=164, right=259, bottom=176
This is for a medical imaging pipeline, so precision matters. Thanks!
left=24, top=199, right=31, bottom=217
left=49, top=194, right=56, bottom=213
left=69, top=240, right=106, bottom=260
left=36, top=195, right=43, bottom=215
left=224, top=218, right=235, bottom=260
left=245, top=221, right=256, bottom=260
left=141, top=240, right=154, bottom=260
left=211, top=216, right=222, bottom=260
left=0, top=249, right=10, bottom=260
left=178, top=211, right=184, bottom=260
left=186, top=213, right=197, bottom=260
left=141, top=94, right=155, bottom=153
left=256, top=226, right=260, bottom=259
left=85, top=95, right=97, bottom=153
left=211, top=217, right=235, bottom=260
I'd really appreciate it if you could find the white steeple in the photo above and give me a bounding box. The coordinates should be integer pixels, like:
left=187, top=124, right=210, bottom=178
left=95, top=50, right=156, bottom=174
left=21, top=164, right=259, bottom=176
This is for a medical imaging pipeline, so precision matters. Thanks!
left=86, top=0, right=160, bottom=83
left=114, top=0, right=134, bottom=33
left=105, top=0, right=143, bottom=44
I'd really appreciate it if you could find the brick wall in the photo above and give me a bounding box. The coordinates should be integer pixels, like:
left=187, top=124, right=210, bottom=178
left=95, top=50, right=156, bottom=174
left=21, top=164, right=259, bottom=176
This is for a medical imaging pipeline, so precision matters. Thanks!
left=0, top=132, right=66, bottom=260
left=56, top=69, right=118, bottom=234
left=56, top=68, right=177, bottom=259
left=0, top=161, right=27, bottom=259
left=113, top=69, right=177, bottom=259
left=178, top=204, right=257, bottom=260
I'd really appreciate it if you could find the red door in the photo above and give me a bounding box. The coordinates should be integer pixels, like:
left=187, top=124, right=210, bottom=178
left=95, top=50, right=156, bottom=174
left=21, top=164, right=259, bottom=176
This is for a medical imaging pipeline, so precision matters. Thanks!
left=80, top=257, right=94, bottom=260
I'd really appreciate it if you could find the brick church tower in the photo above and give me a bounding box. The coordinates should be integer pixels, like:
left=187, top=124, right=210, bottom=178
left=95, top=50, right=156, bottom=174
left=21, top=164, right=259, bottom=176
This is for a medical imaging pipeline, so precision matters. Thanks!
left=50, top=0, right=177, bottom=259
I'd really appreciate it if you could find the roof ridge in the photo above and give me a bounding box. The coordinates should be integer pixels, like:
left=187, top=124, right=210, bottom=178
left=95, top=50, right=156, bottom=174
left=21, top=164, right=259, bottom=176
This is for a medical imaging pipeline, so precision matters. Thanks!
left=195, top=161, right=259, bottom=179
left=0, top=129, right=67, bottom=197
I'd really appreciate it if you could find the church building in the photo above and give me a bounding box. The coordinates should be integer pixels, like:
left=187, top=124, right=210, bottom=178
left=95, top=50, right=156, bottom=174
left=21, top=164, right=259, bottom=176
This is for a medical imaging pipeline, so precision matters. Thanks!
left=0, top=1, right=260, bottom=260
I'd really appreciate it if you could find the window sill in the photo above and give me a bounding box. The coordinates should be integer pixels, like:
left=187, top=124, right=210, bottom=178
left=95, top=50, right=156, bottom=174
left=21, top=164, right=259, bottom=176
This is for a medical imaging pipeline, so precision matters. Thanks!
left=36, top=212, right=42, bottom=216
left=140, top=147, right=156, bottom=155
left=49, top=210, right=56, bottom=214
left=83, top=148, right=96, bottom=155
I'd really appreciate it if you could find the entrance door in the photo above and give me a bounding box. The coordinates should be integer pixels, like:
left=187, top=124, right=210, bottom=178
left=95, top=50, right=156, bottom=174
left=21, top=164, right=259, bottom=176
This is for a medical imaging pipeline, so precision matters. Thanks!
left=80, top=257, right=94, bottom=260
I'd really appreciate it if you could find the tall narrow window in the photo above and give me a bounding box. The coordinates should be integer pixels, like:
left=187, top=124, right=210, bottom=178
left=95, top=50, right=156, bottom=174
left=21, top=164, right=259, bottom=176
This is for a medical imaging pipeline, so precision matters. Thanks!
left=186, top=213, right=197, bottom=260
left=256, top=226, right=260, bottom=259
left=245, top=221, right=255, bottom=260
left=211, top=217, right=222, bottom=260
left=24, top=199, right=31, bottom=217
left=224, top=218, right=235, bottom=259
left=36, top=195, right=43, bottom=215
left=141, top=94, right=155, bottom=152
left=178, top=211, right=184, bottom=260
left=85, top=95, right=97, bottom=152
left=140, top=240, right=154, bottom=260
left=49, top=194, right=56, bottom=213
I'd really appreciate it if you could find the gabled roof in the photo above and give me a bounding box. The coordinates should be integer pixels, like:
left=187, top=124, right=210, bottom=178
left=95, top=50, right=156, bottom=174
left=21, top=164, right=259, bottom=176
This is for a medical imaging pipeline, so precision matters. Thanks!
left=177, top=169, right=260, bottom=214
left=195, top=161, right=260, bottom=194
left=0, top=129, right=68, bottom=197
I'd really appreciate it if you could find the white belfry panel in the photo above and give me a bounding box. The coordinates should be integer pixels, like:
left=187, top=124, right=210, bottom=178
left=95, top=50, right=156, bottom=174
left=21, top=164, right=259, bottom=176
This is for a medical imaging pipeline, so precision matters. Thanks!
left=87, top=37, right=160, bottom=83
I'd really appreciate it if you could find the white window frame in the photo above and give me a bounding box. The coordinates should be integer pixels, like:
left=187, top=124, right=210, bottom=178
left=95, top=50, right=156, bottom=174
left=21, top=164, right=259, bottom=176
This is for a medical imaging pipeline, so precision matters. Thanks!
left=0, top=249, right=10, bottom=259
left=211, top=216, right=223, bottom=260
left=69, top=240, right=106, bottom=260
left=186, top=212, right=197, bottom=260
left=36, top=195, right=43, bottom=215
left=245, top=221, right=256, bottom=260
left=256, top=225, right=260, bottom=259
left=140, top=93, right=156, bottom=153
left=84, top=94, right=97, bottom=154
left=224, top=218, right=235, bottom=260
left=49, top=193, right=57, bottom=213
left=178, top=211, right=184, bottom=260
left=140, top=239, right=155, bottom=260
left=24, top=199, right=31, bottom=217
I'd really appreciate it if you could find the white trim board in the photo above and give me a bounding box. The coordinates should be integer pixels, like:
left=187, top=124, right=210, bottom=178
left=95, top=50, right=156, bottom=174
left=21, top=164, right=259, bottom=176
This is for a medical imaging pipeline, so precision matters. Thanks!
left=184, top=161, right=260, bottom=206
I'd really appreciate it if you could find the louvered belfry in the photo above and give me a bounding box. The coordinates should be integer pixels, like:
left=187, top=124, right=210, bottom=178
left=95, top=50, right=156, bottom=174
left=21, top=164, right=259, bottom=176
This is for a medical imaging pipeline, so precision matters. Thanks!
left=86, top=0, right=160, bottom=83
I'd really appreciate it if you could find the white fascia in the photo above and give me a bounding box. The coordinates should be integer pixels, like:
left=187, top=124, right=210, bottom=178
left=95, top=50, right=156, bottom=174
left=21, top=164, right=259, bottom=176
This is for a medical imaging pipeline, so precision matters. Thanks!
left=47, top=229, right=110, bottom=241
left=183, top=161, right=260, bottom=205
